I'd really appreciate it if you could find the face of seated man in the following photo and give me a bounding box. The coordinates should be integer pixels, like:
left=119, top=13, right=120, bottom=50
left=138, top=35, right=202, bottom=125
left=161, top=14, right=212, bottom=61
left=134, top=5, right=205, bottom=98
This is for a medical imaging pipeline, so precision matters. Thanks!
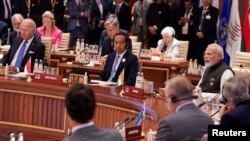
left=114, top=34, right=126, bottom=54
left=106, top=23, right=119, bottom=39
left=203, top=46, right=222, bottom=67
left=20, top=20, right=36, bottom=40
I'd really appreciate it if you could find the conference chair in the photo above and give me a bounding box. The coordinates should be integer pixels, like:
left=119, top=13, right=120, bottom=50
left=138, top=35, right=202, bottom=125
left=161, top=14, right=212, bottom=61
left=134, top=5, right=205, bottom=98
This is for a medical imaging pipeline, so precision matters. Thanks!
left=179, top=40, right=189, bottom=60
left=41, top=37, right=53, bottom=66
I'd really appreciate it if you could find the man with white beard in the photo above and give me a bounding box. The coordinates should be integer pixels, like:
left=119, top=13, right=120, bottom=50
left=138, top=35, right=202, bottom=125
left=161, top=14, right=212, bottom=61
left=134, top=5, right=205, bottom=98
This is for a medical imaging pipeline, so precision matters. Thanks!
left=196, top=43, right=234, bottom=93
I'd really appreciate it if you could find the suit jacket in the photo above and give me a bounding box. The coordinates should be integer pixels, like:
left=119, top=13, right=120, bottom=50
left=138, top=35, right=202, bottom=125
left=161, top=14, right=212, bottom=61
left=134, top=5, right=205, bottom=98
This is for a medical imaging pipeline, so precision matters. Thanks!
left=99, top=28, right=129, bottom=48
left=40, top=0, right=65, bottom=30
left=67, top=0, right=90, bottom=32
left=100, top=51, right=138, bottom=86
left=0, top=21, right=8, bottom=45
left=92, top=0, right=110, bottom=27
left=0, top=0, right=14, bottom=20
left=111, top=2, right=132, bottom=31
left=9, top=30, right=41, bottom=45
left=193, top=5, right=218, bottom=41
left=155, top=102, right=214, bottom=141
left=220, top=102, right=250, bottom=125
left=156, top=38, right=180, bottom=59
left=176, top=7, right=198, bottom=40
left=14, top=0, right=41, bottom=26
left=62, top=125, right=123, bottom=141
left=132, top=0, right=152, bottom=35
left=1, top=37, right=45, bottom=72
left=37, top=26, right=62, bottom=47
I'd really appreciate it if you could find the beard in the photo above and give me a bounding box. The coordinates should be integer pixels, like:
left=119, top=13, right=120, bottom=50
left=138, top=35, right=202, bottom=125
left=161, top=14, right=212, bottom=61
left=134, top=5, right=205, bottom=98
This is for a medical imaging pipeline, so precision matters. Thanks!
left=205, top=61, right=217, bottom=67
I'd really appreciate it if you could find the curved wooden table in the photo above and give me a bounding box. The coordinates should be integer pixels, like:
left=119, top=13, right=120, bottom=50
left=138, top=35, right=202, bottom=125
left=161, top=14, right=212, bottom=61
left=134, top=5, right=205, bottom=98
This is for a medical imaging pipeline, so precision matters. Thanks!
left=0, top=77, right=169, bottom=141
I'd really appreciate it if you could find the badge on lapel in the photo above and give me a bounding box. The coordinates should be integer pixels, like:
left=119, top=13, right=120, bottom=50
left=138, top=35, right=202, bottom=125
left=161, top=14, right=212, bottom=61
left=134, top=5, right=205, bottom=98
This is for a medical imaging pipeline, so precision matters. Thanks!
left=206, top=14, right=211, bottom=20
left=209, top=78, right=215, bottom=86
left=122, top=58, right=126, bottom=63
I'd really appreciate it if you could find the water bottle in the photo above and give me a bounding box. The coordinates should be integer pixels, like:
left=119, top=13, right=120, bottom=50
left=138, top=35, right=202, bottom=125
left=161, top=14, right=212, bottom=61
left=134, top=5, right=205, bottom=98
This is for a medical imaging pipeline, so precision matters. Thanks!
left=147, top=129, right=154, bottom=141
left=187, top=59, right=193, bottom=74
left=38, top=59, right=43, bottom=73
left=83, top=72, right=88, bottom=84
left=75, top=38, right=80, bottom=52
left=17, top=132, right=24, bottom=141
left=9, top=132, right=15, bottom=141
left=34, top=59, right=39, bottom=73
left=135, top=72, right=141, bottom=88
left=80, top=39, right=85, bottom=52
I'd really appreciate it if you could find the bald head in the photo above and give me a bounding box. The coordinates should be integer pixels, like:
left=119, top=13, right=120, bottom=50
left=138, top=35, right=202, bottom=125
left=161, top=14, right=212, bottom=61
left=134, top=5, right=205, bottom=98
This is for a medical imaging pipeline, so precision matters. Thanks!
left=20, top=19, right=36, bottom=40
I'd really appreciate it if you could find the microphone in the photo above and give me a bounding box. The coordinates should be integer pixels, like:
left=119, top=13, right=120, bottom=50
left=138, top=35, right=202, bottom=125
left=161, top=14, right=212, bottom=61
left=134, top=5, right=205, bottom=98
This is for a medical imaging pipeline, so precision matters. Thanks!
left=114, top=117, right=130, bottom=129
left=123, top=117, right=135, bottom=127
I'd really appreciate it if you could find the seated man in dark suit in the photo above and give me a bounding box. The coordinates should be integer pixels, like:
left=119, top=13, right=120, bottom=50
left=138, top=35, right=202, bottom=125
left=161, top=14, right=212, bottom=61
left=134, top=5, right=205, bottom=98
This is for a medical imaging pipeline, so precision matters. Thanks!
left=10, top=14, right=41, bottom=45
left=63, top=84, right=123, bottom=141
left=155, top=75, right=213, bottom=141
left=219, top=77, right=250, bottom=125
left=100, top=16, right=132, bottom=56
left=0, top=19, right=45, bottom=72
left=0, top=20, right=8, bottom=45
left=100, top=32, right=138, bottom=86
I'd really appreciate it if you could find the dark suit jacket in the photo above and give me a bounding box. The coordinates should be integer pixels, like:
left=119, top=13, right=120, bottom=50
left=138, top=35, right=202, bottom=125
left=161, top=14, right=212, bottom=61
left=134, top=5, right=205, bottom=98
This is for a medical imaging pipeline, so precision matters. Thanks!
left=155, top=102, right=214, bottom=141
left=176, top=8, right=198, bottom=40
left=67, top=0, right=89, bottom=32
left=40, top=0, right=65, bottom=30
left=14, top=0, right=41, bottom=26
left=9, top=30, right=41, bottom=45
left=0, top=21, right=8, bottom=45
left=1, top=37, right=45, bottom=72
left=220, top=102, right=250, bottom=125
left=193, top=5, right=218, bottom=41
left=92, top=0, right=110, bottom=27
left=0, top=0, right=14, bottom=20
left=62, top=124, right=123, bottom=141
left=100, top=51, right=138, bottom=86
left=111, top=2, right=132, bottom=31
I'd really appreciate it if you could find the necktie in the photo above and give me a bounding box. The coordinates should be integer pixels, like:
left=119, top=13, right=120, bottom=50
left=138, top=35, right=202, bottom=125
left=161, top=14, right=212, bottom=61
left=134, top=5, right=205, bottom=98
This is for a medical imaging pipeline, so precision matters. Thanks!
left=3, top=0, right=12, bottom=19
left=15, top=40, right=28, bottom=68
left=199, top=7, right=207, bottom=30
left=140, top=1, right=144, bottom=14
left=115, top=5, right=120, bottom=14
left=108, top=55, right=120, bottom=81
left=96, top=0, right=103, bottom=19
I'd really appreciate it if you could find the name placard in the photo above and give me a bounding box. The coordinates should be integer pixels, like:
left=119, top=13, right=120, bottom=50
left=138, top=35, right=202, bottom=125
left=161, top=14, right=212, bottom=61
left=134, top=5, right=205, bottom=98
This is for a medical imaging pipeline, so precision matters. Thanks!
left=33, top=73, right=63, bottom=84
left=125, top=125, right=144, bottom=141
left=123, top=85, right=146, bottom=99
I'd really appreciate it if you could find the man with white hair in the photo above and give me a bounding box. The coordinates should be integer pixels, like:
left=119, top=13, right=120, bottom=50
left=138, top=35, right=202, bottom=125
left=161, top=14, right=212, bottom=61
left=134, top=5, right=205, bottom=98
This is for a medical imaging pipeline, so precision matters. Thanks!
left=156, top=26, right=180, bottom=59
left=10, top=14, right=41, bottom=45
left=1, top=18, right=45, bottom=72
left=197, top=43, right=234, bottom=93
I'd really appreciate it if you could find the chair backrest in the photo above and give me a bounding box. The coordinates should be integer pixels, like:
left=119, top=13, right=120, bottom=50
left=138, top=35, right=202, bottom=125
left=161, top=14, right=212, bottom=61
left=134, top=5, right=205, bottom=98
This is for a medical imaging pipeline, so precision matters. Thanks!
left=232, top=51, right=250, bottom=69
left=129, top=36, right=138, bottom=43
left=179, top=40, right=189, bottom=60
left=60, top=33, right=70, bottom=48
left=132, top=42, right=142, bottom=57
left=41, top=37, right=53, bottom=65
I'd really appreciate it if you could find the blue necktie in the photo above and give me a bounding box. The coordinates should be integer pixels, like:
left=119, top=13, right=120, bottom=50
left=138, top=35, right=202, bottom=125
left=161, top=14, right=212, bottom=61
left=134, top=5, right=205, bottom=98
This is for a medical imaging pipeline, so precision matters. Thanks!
left=108, top=55, right=120, bottom=81
left=15, top=40, right=28, bottom=68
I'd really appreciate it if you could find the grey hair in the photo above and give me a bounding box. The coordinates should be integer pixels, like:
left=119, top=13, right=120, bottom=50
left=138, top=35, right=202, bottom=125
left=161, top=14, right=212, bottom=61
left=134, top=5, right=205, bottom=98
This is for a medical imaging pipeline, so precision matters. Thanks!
left=105, top=17, right=119, bottom=28
left=207, top=43, right=224, bottom=60
left=11, top=13, right=24, bottom=22
left=21, top=18, right=37, bottom=32
left=223, top=77, right=250, bottom=104
left=165, top=75, right=193, bottom=99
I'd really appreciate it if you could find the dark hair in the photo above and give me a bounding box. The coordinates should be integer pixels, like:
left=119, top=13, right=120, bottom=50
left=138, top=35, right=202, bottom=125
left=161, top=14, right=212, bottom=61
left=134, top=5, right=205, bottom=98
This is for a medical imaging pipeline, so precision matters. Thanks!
left=184, top=0, right=194, bottom=3
left=113, top=32, right=130, bottom=49
left=65, top=84, right=96, bottom=123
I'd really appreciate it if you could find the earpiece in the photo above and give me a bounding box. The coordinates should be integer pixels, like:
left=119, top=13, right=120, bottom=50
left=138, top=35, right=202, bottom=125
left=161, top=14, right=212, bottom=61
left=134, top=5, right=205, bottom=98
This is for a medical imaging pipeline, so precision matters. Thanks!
left=169, top=95, right=178, bottom=103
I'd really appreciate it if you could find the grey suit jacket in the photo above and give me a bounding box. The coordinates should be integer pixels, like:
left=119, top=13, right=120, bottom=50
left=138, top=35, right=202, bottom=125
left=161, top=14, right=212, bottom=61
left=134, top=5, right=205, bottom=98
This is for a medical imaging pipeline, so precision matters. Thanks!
left=63, top=125, right=123, bottom=141
left=155, top=102, right=214, bottom=141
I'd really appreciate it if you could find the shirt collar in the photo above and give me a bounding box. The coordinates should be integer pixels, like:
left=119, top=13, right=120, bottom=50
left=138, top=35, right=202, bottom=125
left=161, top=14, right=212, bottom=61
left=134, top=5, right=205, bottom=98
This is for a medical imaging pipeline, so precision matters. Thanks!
left=175, top=100, right=193, bottom=113
left=71, top=121, right=94, bottom=133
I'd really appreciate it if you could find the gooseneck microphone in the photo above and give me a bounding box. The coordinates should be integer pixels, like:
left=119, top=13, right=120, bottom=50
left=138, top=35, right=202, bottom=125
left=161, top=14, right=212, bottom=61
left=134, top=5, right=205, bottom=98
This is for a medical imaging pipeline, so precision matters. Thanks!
left=114, top=117, right=130, bottom=129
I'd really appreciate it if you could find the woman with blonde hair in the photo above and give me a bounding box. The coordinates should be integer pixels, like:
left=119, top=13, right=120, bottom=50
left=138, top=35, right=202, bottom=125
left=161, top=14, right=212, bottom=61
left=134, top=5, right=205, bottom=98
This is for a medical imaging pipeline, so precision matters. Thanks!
left=37, top=11, right=62, bottom=47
